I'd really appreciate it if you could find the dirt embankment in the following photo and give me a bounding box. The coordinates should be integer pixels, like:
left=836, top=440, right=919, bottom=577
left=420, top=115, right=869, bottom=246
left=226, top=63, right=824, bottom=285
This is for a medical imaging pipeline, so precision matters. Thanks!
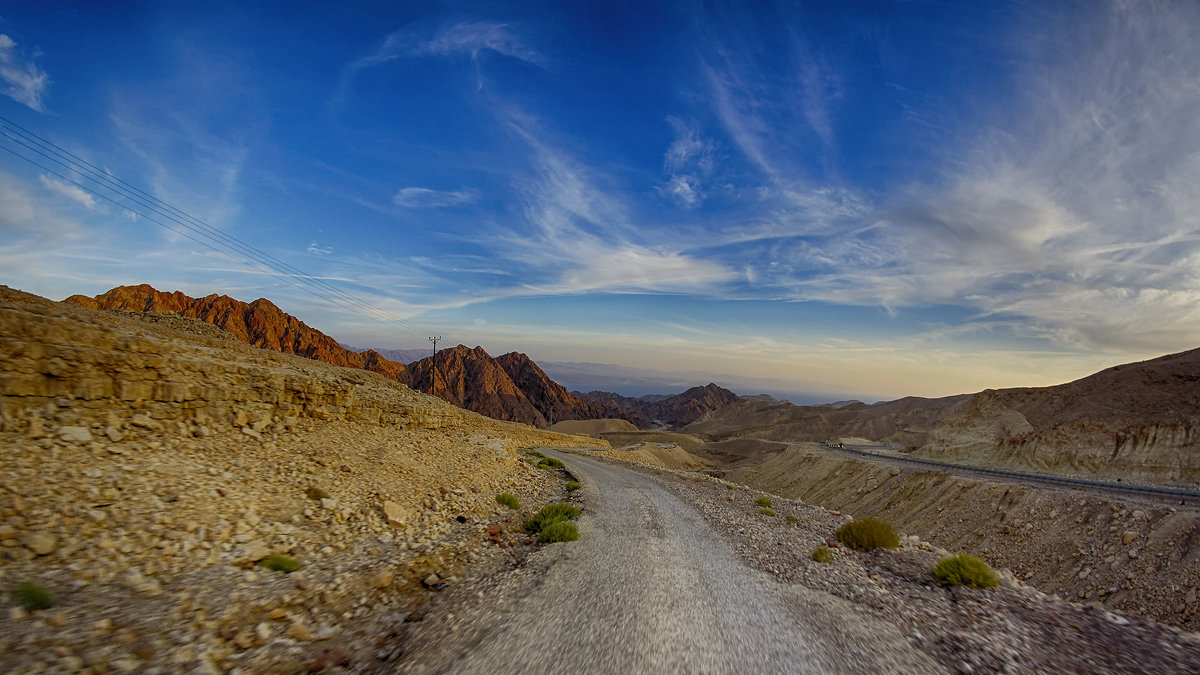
left=725, top=444, right=1200, bottom=631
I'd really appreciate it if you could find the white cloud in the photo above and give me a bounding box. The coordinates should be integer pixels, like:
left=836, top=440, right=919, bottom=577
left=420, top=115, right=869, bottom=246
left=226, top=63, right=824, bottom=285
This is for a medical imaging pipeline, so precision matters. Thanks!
left=393, top=187, right=475, bottom=208
left=38, top=175, right=97, bottom=209
left=340, top=22, right=541, bottom=98
left=659, top=117, right=716, bottom=209
left=0, top=34, right=48, bottom=111
left=307, top=241, right=332, bottom=255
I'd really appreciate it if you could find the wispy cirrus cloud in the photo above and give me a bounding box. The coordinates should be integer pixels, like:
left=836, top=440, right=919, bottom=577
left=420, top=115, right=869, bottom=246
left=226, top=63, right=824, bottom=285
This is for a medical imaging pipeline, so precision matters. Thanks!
left=658, top=117, right=716, bottom=209
left=732, top=0, right=1200, bottom=355
left=38, top=175, right=97, bottom=209
left=0, top=34, right=48, bottom=112
left=393, top=186, right=476, bottom=208
left=339, top=21, right=542, bottom=98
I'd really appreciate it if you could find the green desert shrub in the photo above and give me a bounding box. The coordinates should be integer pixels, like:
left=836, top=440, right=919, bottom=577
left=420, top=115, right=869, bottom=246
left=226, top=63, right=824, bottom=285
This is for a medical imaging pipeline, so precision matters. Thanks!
left=811, top=546, right=834, bottom=563
left=538, top=521, right=580, bottom=543
left=525, top=503, right=581, bottom=534
left=834, top=517, right=900, bottom=552
left=726, top=484, right=735, bottom=490
left=785, top=515, right=798, bottom=524
left=261, top=553, right=302, bottom=574
left=12, top=582, right=54, bottom=610
left=537, top=457, right=565, bottom=470
left=754, top=496, right=773, bottom=508
left=496, top=493, right=521, bottom=509
left=932, top=553, right=999, bottom=589
left=759, top=507, right=776, bottom=516
left=565, top=480, right=581, bottom=492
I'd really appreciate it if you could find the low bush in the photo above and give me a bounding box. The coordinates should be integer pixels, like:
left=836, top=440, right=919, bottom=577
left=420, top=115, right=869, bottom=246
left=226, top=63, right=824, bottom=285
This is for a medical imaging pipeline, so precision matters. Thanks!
left=537, top=457, right=565, bottom=470
left=565, top=480, right=581, bottom=492
left=759, top=507, right=776, bottom=516
left=811, top=547, right=834, bottom=563
left=834, top=517, right=900, bottom=552
left=754, top=496, right=773, bottom=508
left=932, top=553, right=999, bottom=589
left=496, top=493, right=521, bottom=509
left=525, top=503, right=581, bottom=534
left=261, top=553, right=302, bottom=573
left=726, top=484, right=735, bottom=490
left=785, top=515, right=798, bottom=524
left=538, top=521, right=579, bottom=543
left=12, top=582, right=53, bottom=610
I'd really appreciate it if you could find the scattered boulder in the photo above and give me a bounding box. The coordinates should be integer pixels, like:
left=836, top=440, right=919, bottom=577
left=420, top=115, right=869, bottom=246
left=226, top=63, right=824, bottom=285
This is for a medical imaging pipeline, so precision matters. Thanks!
left=383, top=501, right=408, bottom=528
left=57, top=426, right=92, bottom=443
left=22, top=532, right=57, bottom=556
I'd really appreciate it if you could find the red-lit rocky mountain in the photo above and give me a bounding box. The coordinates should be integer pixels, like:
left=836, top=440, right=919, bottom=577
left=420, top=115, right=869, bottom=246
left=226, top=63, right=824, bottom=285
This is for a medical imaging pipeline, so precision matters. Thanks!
left=62, top=285, right=650, bottom=429
left=64, top=284, right=407, bottom=381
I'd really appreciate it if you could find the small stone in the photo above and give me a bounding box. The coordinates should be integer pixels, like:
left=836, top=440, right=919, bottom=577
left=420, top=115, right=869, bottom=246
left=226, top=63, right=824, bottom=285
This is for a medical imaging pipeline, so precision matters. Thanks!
left=305, top=486, right=330, bottom=500
left=267, top=608, right=288, bottom=620
left=1122, top=531, right=1139, bottom=545
left=233, top=629, right=254, bottom=649
left=383, top=501, right=408, bottom=528
left=370, top=569, right=394, bottom=589
left=286, top=622, right=315, bottom=641
left=320, top=498, right=336, bottom=510
left=241, top=426, right=262, bottom=440
left=239, top=540, right=272, bottom=562
left=129, top=414, right=161, bottom=431
left=256, top=622, right=273, bottom=641
left=233, top=410, right=248, bottom=428
left=10, top=606, right=28, bottom=621
left=58, top=426, right=93, bottom=443
left=104, top=426, right=124, bottom=442
left=23, top=531, right=57, bottom=555
left=27, top=417, right=44, bottom=438
left=422, top=573, right=442, bottom=588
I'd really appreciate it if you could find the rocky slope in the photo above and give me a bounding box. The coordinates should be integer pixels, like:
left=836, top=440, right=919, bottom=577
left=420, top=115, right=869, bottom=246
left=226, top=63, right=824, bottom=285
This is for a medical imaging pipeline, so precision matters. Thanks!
left=0, top=285, right=606, bottom=673
left=916, top=348, right=1200, bottom=486
left=719, top=443, right=1200, bottom=632
left=64, top=284, right=407, bottom=382
left=62, top=285, right=634, bottom=430
left=681, top=394, right=967, bottom=447
left=406, top=345, right=550, bottom=428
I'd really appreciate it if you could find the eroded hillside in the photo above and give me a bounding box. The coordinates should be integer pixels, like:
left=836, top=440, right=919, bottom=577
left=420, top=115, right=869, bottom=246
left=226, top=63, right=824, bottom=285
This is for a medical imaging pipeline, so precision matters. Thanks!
left=0, top=286, right=604, bottom=672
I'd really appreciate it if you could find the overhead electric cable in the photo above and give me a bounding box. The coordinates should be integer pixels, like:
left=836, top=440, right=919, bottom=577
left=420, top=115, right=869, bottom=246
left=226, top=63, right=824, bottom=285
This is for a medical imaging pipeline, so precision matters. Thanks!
left=0, top=115, right=444, bottom=346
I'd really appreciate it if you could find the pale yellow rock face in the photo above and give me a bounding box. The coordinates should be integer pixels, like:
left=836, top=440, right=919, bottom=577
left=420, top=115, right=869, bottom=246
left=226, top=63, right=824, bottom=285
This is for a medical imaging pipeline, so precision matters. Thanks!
left=0, top=286, right=605, bottom=672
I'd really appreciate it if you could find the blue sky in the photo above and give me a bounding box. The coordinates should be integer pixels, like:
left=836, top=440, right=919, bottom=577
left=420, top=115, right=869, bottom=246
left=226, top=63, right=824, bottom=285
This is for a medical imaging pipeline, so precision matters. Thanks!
left=2, top=1, right=1199, bottom=402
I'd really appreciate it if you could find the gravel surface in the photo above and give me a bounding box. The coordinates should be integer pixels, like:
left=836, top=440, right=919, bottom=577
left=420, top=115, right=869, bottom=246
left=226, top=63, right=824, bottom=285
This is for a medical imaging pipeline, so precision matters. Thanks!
left=396, top=450, right=1200, bottom=674
left=396, top=451, right=940, bottom=674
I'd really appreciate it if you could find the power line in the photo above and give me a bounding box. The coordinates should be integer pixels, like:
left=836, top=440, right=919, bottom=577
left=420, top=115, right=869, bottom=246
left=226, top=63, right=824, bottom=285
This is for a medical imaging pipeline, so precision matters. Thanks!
left=0, top=115, right=446, bottom=346
left=0, top=115, right=438, bottom=341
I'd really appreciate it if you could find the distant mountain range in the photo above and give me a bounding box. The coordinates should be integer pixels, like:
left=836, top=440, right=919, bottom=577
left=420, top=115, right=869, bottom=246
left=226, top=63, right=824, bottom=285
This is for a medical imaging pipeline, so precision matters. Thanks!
left=64, top=285, right=740, bottom=430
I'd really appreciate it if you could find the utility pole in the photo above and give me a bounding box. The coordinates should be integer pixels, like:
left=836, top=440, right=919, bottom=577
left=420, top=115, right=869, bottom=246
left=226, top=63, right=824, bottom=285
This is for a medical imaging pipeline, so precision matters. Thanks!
left=428, top=335, right=442, bottom=394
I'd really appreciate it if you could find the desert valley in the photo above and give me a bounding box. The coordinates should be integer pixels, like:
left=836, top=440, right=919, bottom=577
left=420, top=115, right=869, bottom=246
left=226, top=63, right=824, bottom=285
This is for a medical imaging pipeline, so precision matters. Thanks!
left=2, top=283, right=1200, bottom=672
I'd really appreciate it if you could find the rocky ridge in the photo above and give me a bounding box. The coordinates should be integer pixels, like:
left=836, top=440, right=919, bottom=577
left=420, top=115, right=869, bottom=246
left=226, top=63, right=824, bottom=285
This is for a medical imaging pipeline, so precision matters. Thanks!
left=62, top=284, right=638, bottom=430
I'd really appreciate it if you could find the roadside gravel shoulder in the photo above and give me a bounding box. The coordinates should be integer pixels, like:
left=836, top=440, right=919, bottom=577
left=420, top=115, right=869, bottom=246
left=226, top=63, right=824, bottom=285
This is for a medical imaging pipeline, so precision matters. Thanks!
left=581, top=451, right=1200, bottom=674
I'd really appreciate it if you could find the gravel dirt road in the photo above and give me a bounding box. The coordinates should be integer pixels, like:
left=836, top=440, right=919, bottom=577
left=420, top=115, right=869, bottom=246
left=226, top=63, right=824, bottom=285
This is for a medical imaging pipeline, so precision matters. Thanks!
left=417, top=450, right=940, bottom=674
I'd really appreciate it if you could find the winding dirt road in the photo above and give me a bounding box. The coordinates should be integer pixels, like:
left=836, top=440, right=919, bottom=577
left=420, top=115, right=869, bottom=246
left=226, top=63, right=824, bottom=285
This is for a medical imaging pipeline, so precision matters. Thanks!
left=426, top=450, right=939, bottom=674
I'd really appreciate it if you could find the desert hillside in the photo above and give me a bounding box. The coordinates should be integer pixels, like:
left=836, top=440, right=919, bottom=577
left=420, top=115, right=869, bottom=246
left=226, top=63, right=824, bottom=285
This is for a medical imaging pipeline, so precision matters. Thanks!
left=915, top=348, right=1200, bottom=485
left=680, top=394, right=968, bottom=448
left=0, top=286, right=604, bottom=672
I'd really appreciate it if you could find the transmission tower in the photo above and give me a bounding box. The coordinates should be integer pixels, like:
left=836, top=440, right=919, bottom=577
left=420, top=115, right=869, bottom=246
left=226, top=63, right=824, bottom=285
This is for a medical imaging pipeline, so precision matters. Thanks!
left=428, top=336, right=442, bottom=394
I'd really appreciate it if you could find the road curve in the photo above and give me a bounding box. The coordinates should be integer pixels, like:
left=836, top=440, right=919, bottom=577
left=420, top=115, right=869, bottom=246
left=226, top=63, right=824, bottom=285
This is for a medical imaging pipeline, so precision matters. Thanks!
left=439, top=450, right=857, bottom=674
